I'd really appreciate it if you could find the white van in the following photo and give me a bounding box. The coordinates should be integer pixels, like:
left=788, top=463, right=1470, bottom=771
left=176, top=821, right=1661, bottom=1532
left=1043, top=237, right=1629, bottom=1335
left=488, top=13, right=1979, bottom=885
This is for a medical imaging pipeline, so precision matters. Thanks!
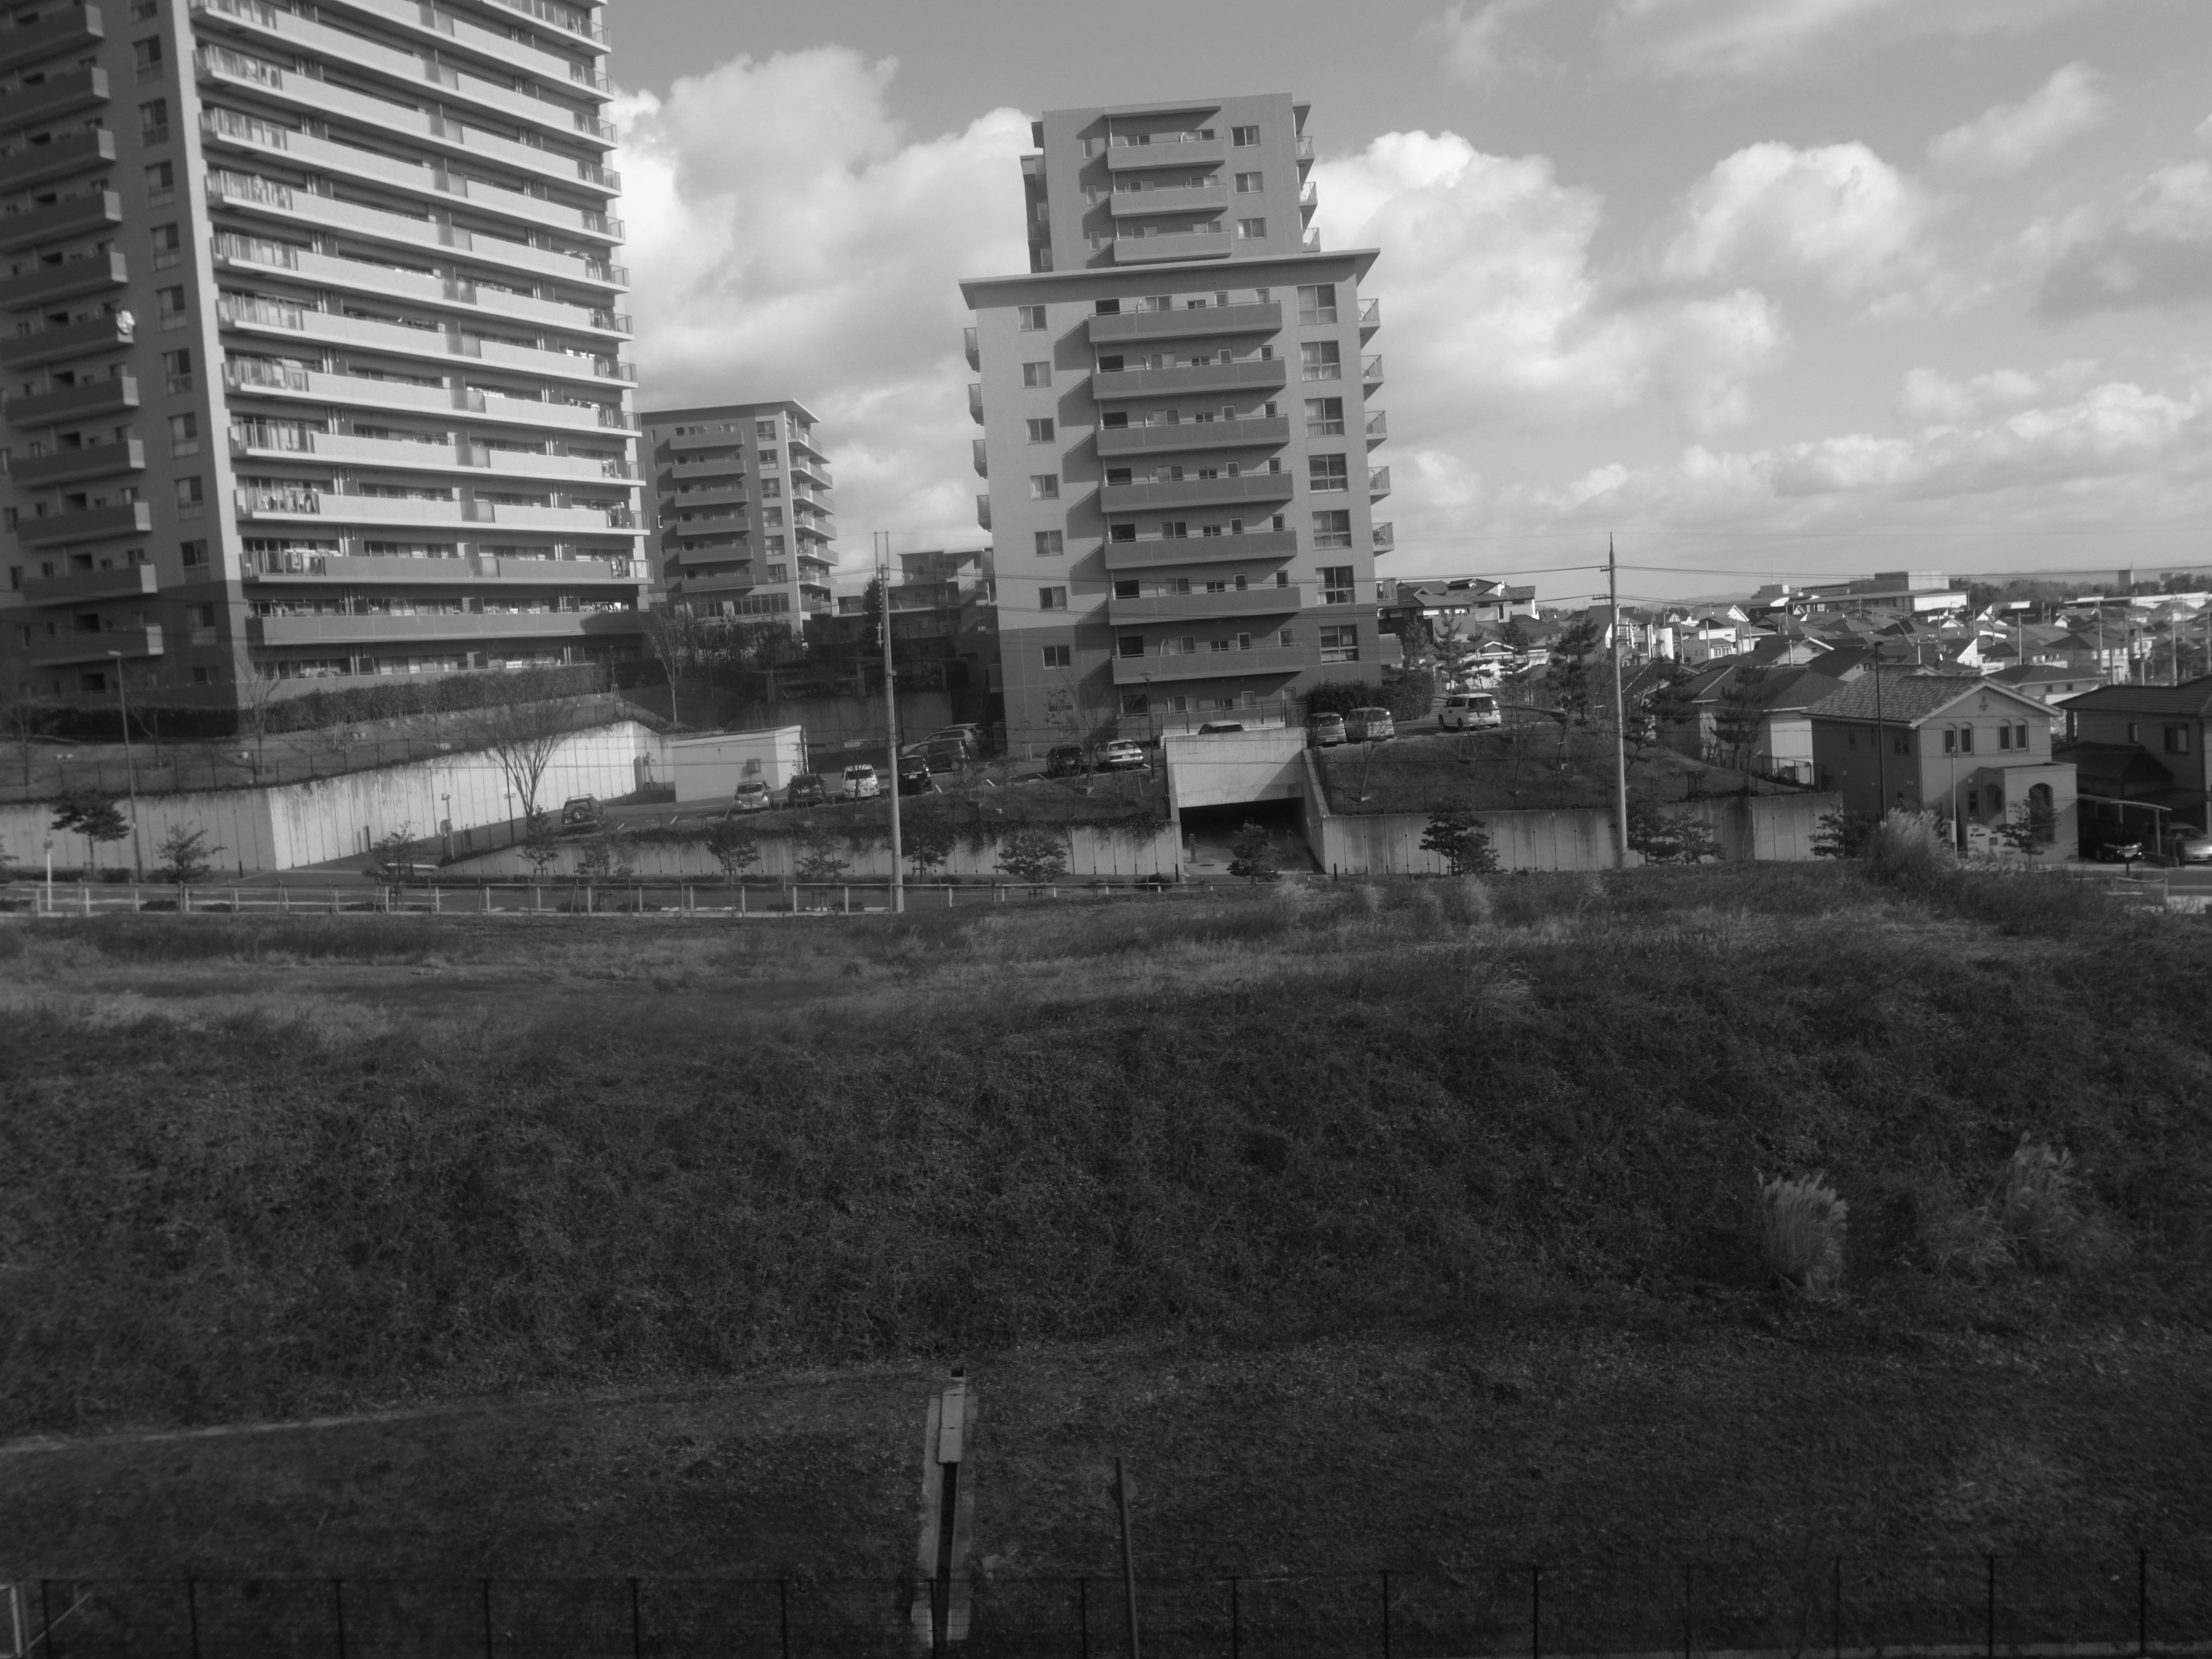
left=1440, top=691, right=1501, bottom=730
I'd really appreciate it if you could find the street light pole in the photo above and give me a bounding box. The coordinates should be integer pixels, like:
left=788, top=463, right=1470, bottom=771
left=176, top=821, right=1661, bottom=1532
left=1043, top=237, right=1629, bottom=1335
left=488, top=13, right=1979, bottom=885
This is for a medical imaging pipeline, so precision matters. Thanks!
left=1607, top=535, right=1628, bottom=867
left=878, top=531, right=904, bottom=914
left=108, top=650, right=143, bottom=879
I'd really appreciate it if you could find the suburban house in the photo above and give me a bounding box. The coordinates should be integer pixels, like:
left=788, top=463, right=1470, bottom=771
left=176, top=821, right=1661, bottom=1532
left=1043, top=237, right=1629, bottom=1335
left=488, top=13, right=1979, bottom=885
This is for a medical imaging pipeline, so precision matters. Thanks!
left=1805, top=675, right=2078, bottom=854
left=2059, top=677, right=2212, bottom=838
left=1991, top=661, right=2108, bottom=726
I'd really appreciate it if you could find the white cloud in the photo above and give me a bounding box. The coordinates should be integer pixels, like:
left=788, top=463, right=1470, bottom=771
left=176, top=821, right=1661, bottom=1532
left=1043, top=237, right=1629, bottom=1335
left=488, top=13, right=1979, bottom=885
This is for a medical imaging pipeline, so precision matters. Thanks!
left=1600, top=0, right=2113, bottom=79
left=2036, top=157, right=2212, bottom=315
left=1421, top=0, right=1550, bottom=83
left=616, top=48, right=1031, bottom=559
left=1653, top=142, right=1933, bottom=301
left=1898, top=366, right=2043, bottom=423
left=1928, top=64, right=2108, bottom=178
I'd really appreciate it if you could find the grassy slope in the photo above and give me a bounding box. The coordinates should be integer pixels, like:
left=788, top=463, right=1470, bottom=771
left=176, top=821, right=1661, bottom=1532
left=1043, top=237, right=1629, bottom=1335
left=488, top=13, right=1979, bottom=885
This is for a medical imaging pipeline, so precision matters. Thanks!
left=2, top=869, right=2209, bottom=1579
left=1315, top=728, right=1763, bottom=815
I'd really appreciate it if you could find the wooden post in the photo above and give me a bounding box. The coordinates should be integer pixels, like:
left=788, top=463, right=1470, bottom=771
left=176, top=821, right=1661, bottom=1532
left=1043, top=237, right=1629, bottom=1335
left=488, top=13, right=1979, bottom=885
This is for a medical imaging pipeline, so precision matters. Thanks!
left=1113, top=1457, right=1141, bottom=1659
left=332, top=1578, right=347, bottom=1659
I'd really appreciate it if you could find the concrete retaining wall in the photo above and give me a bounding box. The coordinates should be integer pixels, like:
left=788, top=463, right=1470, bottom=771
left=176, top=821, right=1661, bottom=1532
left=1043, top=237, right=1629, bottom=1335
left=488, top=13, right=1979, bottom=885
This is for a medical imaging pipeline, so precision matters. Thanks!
left=1164, top=726, right=1309, bottom=812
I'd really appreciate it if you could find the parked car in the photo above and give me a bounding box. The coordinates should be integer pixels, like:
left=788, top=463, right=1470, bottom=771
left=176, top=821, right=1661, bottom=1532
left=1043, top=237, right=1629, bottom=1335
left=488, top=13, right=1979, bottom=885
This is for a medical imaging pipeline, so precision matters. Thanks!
left=1345, top=707, right=1396, bottom=743
left=1438, top=692, right=1501, bottom=731
left=1307, top=713, right=1347, bottom=748
left=786, top=773, right=827, bottom=808
left=923, top=736, right=970, bottom=774
left=2081, top=824, right=2144, bottom=863
left=1044, top=743, right=1088, bottom=778
left=1197, top=721, right=1245, bottom=734
left=363, top=858, right=437, bottom=883
left=730, top=779, right=772, bottom=813
left=1097, top=739, right=1148, bottom=771
left=2166, top=826, right=2212, bottom=864
left=897, top=754, right=937, bottom=794
left=842, top=763, right=882, bottom=800
left=558, top=794, right=603, bottom=834
left=927, top=722, right=986, bottom=755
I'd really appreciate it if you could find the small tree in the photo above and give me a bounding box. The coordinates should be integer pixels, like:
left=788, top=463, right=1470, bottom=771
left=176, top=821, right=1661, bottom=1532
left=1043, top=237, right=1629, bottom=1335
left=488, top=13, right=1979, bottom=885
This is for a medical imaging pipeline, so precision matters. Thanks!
left=368, top=821, right=418, bottom=879
left=792, top=825, right=851, bottom=882
left=465, top=665, right=581, bottom=825
left=1497, top=618, right=1534, bottom=695
left=1994, top=800, right=2052, bottom=859
left=1227, top=820, right=1281, bottom=883
left=1547, top=615, right=1606, bottom=719
left=236, top=668, right=288, bottom=777
left=1420, top=806, right=1500, bottom=876
left=1810, top=808, right=1876, bottom=860
left=1710, top=676, right=1763, bottom=781
left=2, top=681, right=47, bottom=789
left=902, top=812, right=957, bottom=881
left=1627, top=798, right=1721, bottom=865
left=703, top=816, right=761, bottom=885
left=996, top=825, right=1069, bottom=885
left=52, top=791, right=131, bottom=855
left=576, top=830, right=634, bottom=881
left=154, top=824, right=222, bottom=885
left=518, top=820, right=564, bottom=880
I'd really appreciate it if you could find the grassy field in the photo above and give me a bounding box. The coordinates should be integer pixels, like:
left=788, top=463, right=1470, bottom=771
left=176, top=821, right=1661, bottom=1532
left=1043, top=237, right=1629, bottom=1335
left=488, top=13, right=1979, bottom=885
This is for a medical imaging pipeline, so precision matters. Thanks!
left=3, top=863, right=2209, bottom=1584
left=1316, top=725, right=1777, bottom=815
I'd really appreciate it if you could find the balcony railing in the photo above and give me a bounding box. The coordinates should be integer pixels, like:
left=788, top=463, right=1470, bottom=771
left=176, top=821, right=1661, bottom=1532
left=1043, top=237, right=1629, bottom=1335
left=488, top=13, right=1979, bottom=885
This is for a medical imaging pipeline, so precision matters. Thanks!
left=1372, top=522, right=1395, bottom=551
left=1087, top=301, right=1281, bottom=344
left=1110, top=641, right=1305, bottom=686
left=0, top=247, right=126, bottom=307
left=1113, top=228, right=1231, bottom=265
left=1103, top=528, right=1300, bottom=571
left=963, top=326, right=979, bottom=369
left=1099, top=471, right=1297, bottom=513
left=1362, top=354, right=1383, bottom=385
left=0, top=2, right=103, bottom=73
left=28, top=623, right=163, bottom=665
left=1296, top=135, right=1315, bottom=161
left=0, top=124, right=115, bottom=191
left=0, top=64, right=107, bottom=130
left=1303, top=230, right=1321, bottom=252
left=0, top=313, right=133, bottom=368
left=20, top=562, right=159, bottom=605
left=17, top=501, right=153, bottom=546
left=1091, top=358, right=1287, bottom=400
left=967, top=383, right=984, bottom=426
left=0, top=187, right=121, bottom=253
left=975, top=494, right=991, bottom=531
left=483, top=0, right=605, bottom=43
left=1107, top=585, right=1305, bottom=625
left=971, top=438, right=987, bottom=479
left=4, top=373, right=138, bottom=428
left=1366, top=411, right=1387, bottom=444
left=1369, top=466, right=1391, bottom=497
left=12, top=436, right=144, bottom=486
left=1359, top=297, right=1381, bottom=331
left=1097, top=415, right=1289, bottom=457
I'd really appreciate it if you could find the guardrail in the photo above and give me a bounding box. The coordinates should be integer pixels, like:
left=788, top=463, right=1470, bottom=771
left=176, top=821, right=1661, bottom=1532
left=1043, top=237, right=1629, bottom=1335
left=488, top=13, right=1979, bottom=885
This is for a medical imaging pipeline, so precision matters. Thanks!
left=10, top=880, right=1174, bottom=917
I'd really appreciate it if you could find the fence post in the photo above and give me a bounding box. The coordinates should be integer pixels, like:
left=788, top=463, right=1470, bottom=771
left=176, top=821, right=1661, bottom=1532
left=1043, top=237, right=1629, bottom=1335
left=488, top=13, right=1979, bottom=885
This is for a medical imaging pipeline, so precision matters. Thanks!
left=843, top=885, right=850, bottom=914
left=1986, top=1552, right=1995, bottom=1659
left=1381, top=1569, right=1391, bottom=1659
left=186, top=1577, right=201, bottom=1659
left=1531, top=1565, right=1541, bottom=1659
left=280, top=885, right=289, bottom=915
left=1079, top=1576, right=1089, bottom=1659
left=2138, top=1546, right=2148, bottom=1657
left=779, top=1578, right=790, bottom=1659
left=39, top=1580, right=53, bottom=1659
left=332, top=1578, right=347, bottom=1659
left=433, top=886, right=441, bottom=915
left=481, top=1578, right=493, bottom=1659
left=1832, top=1558, right=1843, bottom=1659
left=1683, top=1565, right=1694, bottom=1659
left=628, top=1577, right=641, bottom=1659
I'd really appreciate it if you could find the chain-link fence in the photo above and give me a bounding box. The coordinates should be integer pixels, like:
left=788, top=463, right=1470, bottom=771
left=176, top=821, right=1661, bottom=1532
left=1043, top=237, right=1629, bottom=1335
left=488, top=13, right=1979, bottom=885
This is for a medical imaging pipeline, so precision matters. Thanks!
left=9, top=1554, right=2209, bottom=1659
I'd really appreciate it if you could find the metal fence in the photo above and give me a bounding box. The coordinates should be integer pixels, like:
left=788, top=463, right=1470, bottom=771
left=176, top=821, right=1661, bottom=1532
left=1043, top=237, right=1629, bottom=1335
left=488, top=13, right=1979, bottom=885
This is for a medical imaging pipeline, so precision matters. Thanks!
left=6, top=1554, right=2210, bottom=1659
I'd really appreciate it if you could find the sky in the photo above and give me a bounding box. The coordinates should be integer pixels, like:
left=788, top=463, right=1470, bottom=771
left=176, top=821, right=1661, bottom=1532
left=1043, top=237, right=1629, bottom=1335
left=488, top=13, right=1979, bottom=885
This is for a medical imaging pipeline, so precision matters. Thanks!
left=606, top=0, right=2212, bottom=607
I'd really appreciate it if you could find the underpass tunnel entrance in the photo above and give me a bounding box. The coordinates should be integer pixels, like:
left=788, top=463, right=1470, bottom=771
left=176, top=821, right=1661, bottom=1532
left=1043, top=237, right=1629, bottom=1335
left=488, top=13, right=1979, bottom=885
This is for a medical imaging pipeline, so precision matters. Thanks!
left=1179, top=798, right=1317, bottom=876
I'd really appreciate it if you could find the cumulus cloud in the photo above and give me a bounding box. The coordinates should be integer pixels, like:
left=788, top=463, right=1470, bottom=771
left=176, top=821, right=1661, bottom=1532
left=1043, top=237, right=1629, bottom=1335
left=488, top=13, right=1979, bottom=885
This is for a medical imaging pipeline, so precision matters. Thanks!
left=616, top=48, right=1030, bottom=556
left=1421, top=0, right=1551, bottom=83
left=1600, top=0, right=2113, bottom=79
left=2035, top=157, right=2212, bottom=316
left=1928, top=64, right=2108, bottom=178
left=1898, top=366, right=2043, bottom=423
left=1652, top=142, right=1933, bottom=302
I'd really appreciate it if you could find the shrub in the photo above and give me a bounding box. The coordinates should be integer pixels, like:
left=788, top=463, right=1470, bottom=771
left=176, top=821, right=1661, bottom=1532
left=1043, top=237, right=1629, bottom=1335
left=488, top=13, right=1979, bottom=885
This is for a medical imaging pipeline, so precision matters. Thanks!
left=1756, top=1171, right=1849, bottom=1299
left=1302, top=681, right=1384, bottom=719
left=1811, top=808, right=1876, bottom=860
left=792, top=827, right=851, bottom=882
left=902, top=812, right=958, bottom=879
left=152, top=825, right=221, bottom=885
left=1996, top=1139, right=2090, bottom=1270
left=1421, top=806, right=1499, bottom=876
left=1627, top=799, right=1721, bottom=865
left=1865, top=809, right=1952, bottom=882
left=575, top=831, right=635, bottom=881
left=1227, top=821, right=1281, bottom=883
left=51, top=792, right=131, bottom=849
left=703, top=818, right=761, bottom=884
left=1380, top=665, right=1439, bottom=722
left=997, top=826, right=1069, bottom=885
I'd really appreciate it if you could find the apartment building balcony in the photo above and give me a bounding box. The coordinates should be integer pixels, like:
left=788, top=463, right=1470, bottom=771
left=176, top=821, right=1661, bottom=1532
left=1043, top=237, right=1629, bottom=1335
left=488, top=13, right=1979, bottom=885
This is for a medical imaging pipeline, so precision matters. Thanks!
left=187, top=0, right=612, bottom=147
left=0, top=312, right=132, bottom=368
left=1104, top=135, right=1223, bottom=172
left=1100, top=472, right=1296, bottom=513
left=1299, top=182, right=1318, bottom=220
left=963, top=326, right=979, bottom=369
left=27, top=622, right=162, bottom=665
left=0, top=65, right=106, bottom=131
left=215, top=296, right=633, bottom=387
left=20, top=562, right=159, bottom=604
left=209, top=238, right=630, bottom=341
left=1091, top=358, right=1288, bottom=400
left=199, top=112, right=623, bottom=246
left=1358, top=298, right=1381, bottom=338
left=975, top=494, right=991, bottom=531
left=482, top=0, right=605, bottom=50
left=969, top=438, right=987, bottom=479
left=1368, top=465, right=1391, bottom=498
left=968, top=383, right=984, bottom=425
left=243, top=549, right=641, bottom=583
left=1113, top=228, right=1230, bottom=264
left=1111, top=641, right=1303, bottom=686
left=1103, top=528, right=1299, bottom=571
left=1372, top=521, right=1394, bottom=551
left=671, top=570, right=758, bottom=599
left=664, top=510, right=750, bottom=541
left=249, top=608, right=635, bottom=647
left=203, top=174, right=626, bottom=293
left=222, top=362, right=630, bottom=435
left=1088, top=301, right=1280, bottom=346
left=0, top=248, right=127, bottom=308
left=235, top=487, right=638, bottom=535
left=0, top=2, right=103, bottom=71
left=788, top=454, right=832, bottom=488
left=1107, top=184, right=1227, bottom=218
left=1108, top=585, right=1304, bottom=626
left=792, top=519, right=835, bottom=547
left=659, top=430, right=748, bottom=457
left=1365, top=411, right=1387, bottom=447
left=0, top=125, right=115, bottom=191
left=231, top=429, right=632, bottom=486
left=302, top=0, right=608, bottom=104
left=662, top=484, right=748, bottom=512
left=0, top=188, right=120, bottom=254
left=195, top=52, right=619, bottom=198
left=1097, top=415, right=1287, bottom=459
left=12, top=437, right=143, bottom=487
left=1363, top=354, right=1384, bottom=387
left=16, top=501, right=150, bottom=546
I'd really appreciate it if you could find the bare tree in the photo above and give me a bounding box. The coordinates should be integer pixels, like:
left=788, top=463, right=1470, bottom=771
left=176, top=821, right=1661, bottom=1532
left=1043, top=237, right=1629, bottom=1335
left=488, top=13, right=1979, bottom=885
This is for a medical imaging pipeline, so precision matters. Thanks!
left=641, top=599, right=703, bottom=729
left=0, top=679, right=45, bottom=790
left=465, top=665, right=583, bottom=827
left=235, top=666, right=288, bottom=779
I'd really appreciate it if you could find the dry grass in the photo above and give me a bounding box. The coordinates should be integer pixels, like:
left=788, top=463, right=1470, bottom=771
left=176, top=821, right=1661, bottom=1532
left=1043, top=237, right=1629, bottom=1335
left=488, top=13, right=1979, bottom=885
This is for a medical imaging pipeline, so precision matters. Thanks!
left=1756, top=1172, right=1850, bottom=1299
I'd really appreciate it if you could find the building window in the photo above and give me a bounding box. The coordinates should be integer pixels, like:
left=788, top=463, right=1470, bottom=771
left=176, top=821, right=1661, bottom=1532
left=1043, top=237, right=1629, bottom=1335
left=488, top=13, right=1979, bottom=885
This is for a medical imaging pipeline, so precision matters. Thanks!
left=140, top=99, right=169, bottom=143
left=1301, top=341, right=1340, bottom=381
left=1035, top=530, right=1064, bottom=556
left=1027, top=418, right=1055, bottom=443
left=1319, top=565, right=1355, bottom=604
left=1319, top=624, right=1359, bottom=664
left=1038, top=586, right=1067, bottom=611
left=1042, top=644, right=1072, bottom=669
left=1305, top=397, right=1344, bottom=436
left=145, top=161, right=175, bottom=204
left=1279, top=629, right=1295, bottom=647
left=1959, top=726, right=1974, bottom=753
left=132, top=34, right=162, bottom=80
left=1237, top=632, right=1253, bottom=650
left=158, top=286, right=187, bottom=329
left=1017, top=305, right=1047, bottom=331
left=755, top=419, right=778, bottom=438
left=1313, top=510, right=1351, bottom=549
left=180, top=539, right=207, bottom=567
left=162, top=349, right=192, bottom=393
left=175, top=476, right=203, bottom=517
left=1235, top=171, right=1263, bottom=193
left=1022, top=361, right=1051, bottom=388
left=1117, top=635, right=1145, bottom=659
left=168, top=412, right=198, bottom=456
left=1236, top=218, right=1265, bottom=238
left=1309, top=454, right=1349, bottom=491
left=757, top=448, right=780, bottom=468
left=151, top=223, right=180, bottom=268
left=1029, top=474, right=1059, bottom=501
left=1108, top=522, right=1136, bottom=542
left=1997, top=725, right=2011, bottom=751
left=1232, top=125, right=1260, bottom=146
left=2126, top=722, right=2140, bottom=744
left=1298, top=283, right=1337, bottom=324
left=2165, top=725, right=2191, bottom=754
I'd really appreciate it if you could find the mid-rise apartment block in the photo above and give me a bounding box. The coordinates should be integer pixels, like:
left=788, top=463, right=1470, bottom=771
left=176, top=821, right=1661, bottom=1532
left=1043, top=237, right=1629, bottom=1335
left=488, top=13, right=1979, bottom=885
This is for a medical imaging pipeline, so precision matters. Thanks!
left=643, top=399, right=835, bottom=624
left=961, top=94, right=1395, bottom=750
left=821, top=545, right=997, bottom=694
left=1, top=0, right=643, bottom=709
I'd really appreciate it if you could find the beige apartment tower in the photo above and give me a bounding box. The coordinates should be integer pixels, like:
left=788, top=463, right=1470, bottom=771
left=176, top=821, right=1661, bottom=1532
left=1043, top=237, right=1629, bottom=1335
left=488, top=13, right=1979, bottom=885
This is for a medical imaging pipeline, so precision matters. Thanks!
left=961, top=93, right=1394, bottom=751
left=642, top=400, right=836, bottom=623
left=1, top=0, right=643, bottom=713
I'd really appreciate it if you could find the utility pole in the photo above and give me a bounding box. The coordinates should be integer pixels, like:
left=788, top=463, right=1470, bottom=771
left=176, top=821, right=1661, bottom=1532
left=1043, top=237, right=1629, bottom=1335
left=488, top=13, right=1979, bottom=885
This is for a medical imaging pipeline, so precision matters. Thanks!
left=1872, top=644, right=1887, bottom=818
left=877, top=532, right=905, bottom=914
left=1112, top=1458, right=1142, bottom=1659
left=1607, top=535, right=1628, bottom=866
left=108, top=650, right=143, bottom=879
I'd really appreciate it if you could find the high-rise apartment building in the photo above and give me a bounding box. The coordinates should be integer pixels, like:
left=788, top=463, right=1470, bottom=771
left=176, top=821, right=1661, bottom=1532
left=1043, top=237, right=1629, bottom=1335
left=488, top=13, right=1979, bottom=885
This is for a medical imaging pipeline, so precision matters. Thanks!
left=1, top=0, right=642, bottom=710
left=642, top=400, right=835, bottom=624
left=961, top=93, right=1395, bottom=749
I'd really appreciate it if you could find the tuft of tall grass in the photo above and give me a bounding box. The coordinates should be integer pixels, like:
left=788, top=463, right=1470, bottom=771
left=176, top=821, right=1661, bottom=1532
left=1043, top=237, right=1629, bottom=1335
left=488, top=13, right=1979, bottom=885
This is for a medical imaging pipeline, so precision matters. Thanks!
left=1865, top=810, right=1953, bottom=883
left=1756, top=1171, right=1849, bottom=1299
